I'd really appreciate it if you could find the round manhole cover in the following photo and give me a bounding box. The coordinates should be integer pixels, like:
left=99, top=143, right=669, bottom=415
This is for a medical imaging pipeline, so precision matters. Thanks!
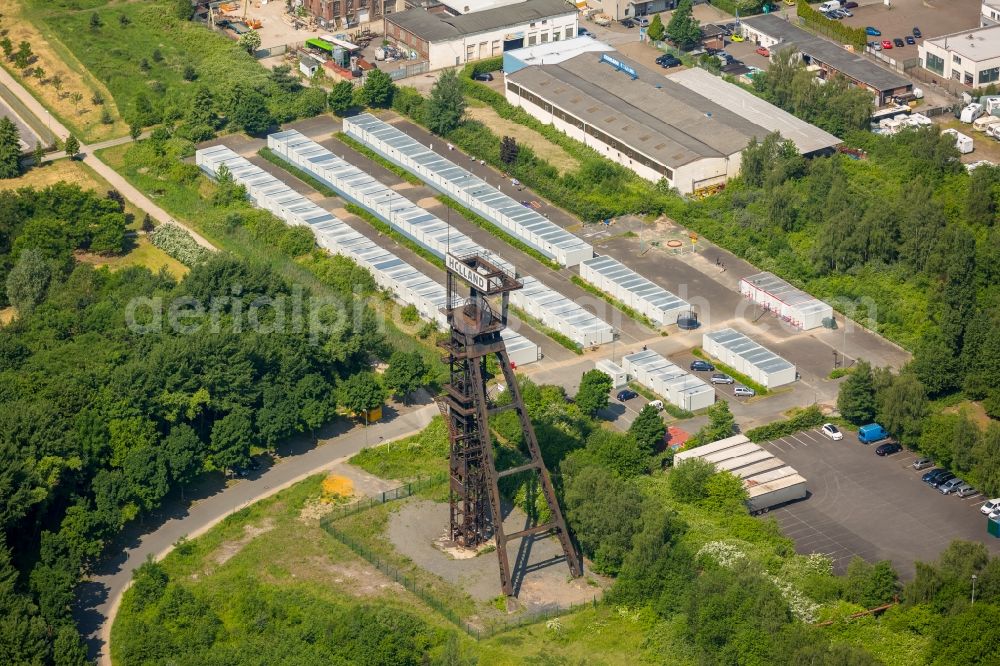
left=666, top=240, right=683, bottom=248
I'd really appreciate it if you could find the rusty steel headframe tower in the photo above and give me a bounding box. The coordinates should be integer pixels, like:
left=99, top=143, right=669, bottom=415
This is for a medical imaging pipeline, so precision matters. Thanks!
left=436, top=252, right=582, bottom=596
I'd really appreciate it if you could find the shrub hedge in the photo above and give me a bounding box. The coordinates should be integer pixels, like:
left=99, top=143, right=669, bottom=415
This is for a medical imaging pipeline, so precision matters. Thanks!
left=797, top=0, right=867, bottom=49
left=745, top=405, right=826, bottom=442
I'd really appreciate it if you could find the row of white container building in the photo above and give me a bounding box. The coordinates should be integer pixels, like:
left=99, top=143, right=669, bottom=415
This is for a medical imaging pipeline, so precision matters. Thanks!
left=343, top=113, right=594, bottom=267
left=702, top=328, right=796, bottom=389
left=621, top=349, right=715, bottom=412
left=579, top=255, right=691, bottom=326
left=194, top=144, right=540, bottom=366
left=510, top=275, right=614, bottom=349
left=267, top=129, right=514, bottom=276
left=739, top=272, right=833, bottom=331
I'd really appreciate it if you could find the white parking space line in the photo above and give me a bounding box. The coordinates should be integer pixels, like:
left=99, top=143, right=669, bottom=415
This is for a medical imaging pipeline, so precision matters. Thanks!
left=800, top=430, right=826, bottom=443
left=788, top=433, right=810, bottom=447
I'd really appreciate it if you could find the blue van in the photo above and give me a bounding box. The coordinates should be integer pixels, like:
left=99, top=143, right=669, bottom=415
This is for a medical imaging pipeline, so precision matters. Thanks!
left=858, top=423, right=888, bottom=444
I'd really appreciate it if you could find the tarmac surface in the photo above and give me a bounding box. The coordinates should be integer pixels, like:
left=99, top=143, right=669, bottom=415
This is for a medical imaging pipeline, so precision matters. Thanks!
left=761, top=427, right=1000, bottom=578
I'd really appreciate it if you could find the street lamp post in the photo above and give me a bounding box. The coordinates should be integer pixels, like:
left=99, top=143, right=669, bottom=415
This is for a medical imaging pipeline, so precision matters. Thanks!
left=972, top=574, right=978, bottom=605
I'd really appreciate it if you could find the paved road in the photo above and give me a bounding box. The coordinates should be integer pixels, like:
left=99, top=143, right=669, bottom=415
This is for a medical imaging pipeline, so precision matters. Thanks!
left=74, top=399, right=437, bottom=666
left=0, top=66, right=216, bottom=251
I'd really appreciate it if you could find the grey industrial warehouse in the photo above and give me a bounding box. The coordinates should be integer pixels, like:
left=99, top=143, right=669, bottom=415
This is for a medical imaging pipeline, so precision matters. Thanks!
left=503, top=39, right=841, bottom=194
left=741, top=14, right=913, bottom=106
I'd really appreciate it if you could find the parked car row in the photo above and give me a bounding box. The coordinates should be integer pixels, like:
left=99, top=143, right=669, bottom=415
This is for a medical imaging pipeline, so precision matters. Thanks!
left=690, top=360, right=755, bottom=397
left=920, top=467, right=981, bottom=498
left=867, top=26, right=921, bottom=51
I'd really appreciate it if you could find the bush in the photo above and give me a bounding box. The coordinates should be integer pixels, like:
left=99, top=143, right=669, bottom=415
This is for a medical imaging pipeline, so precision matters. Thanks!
left=745, top=405, right=826, bottom=443
left=149, top=223, right=212, bottom=266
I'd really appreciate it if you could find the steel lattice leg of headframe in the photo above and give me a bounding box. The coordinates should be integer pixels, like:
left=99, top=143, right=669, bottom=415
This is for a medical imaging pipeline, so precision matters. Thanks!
left=494, top=348, right=583, bottom=582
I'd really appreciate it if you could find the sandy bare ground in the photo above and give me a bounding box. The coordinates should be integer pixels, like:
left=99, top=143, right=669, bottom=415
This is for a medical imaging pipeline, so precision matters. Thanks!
left=464, top=106, right=580, bottom=175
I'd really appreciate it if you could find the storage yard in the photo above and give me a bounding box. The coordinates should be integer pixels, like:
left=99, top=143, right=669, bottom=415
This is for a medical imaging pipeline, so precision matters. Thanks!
left=195, top=144, right=543, bottom=364
left=199, top=111, right=912, bottom=431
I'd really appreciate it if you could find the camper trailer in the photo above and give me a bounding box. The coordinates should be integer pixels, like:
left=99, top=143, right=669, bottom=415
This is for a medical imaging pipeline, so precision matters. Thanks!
left=972, top=115, right=1000, bottom=132
left=942, top=128, right=974, bottom=154
left=960, top=103, right=984, bottom=123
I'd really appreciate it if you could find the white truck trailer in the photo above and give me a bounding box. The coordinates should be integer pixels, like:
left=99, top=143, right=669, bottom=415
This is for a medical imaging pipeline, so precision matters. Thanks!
left=746, top=474, right=808, bottom=514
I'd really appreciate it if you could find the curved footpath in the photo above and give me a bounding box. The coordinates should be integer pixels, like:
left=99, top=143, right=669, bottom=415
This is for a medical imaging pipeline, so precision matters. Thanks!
left=74, top=400, right=437, bottom=666
left=0, top=66, right=216, bottom=251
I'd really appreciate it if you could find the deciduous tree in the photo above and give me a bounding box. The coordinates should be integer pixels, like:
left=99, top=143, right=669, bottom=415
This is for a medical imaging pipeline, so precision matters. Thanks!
left=666, top=0, right=701, bottom=50
left=328, top=80, right=355, bottom=116
left=361, top=68, right=395, bottom=108
left=382, top=351, right=426, bottom=404
left=575, top=369, right=613, bottom=416
left=339, top=371, right=386, bottom=417
left=62, top=135, right=79, bottom=159
left=5, top=249, right=50, bottom=313
left=425, top=68, right=466, bottom=136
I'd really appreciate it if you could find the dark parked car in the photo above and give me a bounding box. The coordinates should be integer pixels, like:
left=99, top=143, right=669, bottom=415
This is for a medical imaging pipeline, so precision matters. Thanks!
left=621, top=18, right=636, bottom=28
left=690, top=360, right=715, bottom=372
left=930, top=471, right=957, bottom=488
left=617, top=389, right=638, bottom=401
left=656, top=54, right=681, bottom=67
left=844, top=1, right=858, bottom=7
left=922, top=468, right=949, bottom=483
left=473, top=72, right=493, bottom=81
left=866, top=26, right=881, bottom=36
left=905, top=35, right=915, bottom=45
left=893, top=38, right=905, bottom=47
left=913, top=27, right=922, bottom=38
left=875, top=442, right=902, bottom=456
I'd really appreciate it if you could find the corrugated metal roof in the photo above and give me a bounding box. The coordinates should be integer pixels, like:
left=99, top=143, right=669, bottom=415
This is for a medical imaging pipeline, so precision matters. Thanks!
left=506, top=51, right=772, bottom=168
left=387, top=0, right=575, bottom=42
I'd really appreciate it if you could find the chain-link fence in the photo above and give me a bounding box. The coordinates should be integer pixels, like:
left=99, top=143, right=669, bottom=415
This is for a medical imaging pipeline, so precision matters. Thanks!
left=320, top=474, right=599, bottom=639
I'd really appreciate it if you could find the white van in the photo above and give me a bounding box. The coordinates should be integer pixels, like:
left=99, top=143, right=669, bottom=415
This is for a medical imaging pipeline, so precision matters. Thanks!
left=982, top=498, right=1000, bottom=515
left=818, top=1, right=842, bottom=11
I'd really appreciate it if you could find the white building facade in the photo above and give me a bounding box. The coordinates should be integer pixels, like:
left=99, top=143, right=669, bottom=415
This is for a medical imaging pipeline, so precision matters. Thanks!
left=919, top=25, right=1000, bottom=88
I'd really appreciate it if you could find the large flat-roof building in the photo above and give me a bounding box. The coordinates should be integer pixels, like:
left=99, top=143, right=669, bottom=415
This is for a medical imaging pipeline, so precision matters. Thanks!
left=503, top=49, right=840, bottom=193
left=919, top=25, right=1000, bottom=87
left=384, top=0, right=578, bottom=70
left=741, top=14, right=912, bottom=106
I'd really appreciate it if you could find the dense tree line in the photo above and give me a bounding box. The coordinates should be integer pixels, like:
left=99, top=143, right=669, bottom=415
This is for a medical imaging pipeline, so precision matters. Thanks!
left=0, top=184, right=129, bottom=308
left=753, top=48, right=874, bottom=136
left=0, top=177, right=401, bottom=660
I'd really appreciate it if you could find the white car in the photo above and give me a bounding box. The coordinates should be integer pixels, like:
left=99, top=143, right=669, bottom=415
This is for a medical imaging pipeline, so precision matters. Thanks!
left=821, top=423, right=843, bottom=440
left=981, top=498, right=1000, bottom=515
left=648, top=400, right=664, bottom=411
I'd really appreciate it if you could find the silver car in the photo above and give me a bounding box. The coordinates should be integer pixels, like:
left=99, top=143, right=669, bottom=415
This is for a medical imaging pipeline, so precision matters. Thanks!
left=955, top=484, right=977, bottom=498
left=734, top=385, right=756, bottom=397
left=912, top=457, right=934, bottom=470
left=939, top=477, right=966, bottom=495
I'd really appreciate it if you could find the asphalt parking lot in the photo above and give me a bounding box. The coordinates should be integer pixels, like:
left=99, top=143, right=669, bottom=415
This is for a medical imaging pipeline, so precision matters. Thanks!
left=760, top=428, right=1000, bottom=578
left=838, top=0, right=982, bottom=61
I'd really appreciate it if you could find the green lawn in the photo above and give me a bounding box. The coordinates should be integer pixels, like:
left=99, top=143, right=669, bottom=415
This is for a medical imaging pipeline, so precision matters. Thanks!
left=26, top=0, right=268, bottom=126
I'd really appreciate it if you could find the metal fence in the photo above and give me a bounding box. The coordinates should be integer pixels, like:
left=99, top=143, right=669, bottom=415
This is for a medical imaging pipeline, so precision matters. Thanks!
left=320, top=474, right=599, bottom=639
left=254, top=44, right=289, bottom=59
left=383, top=60, right=430, bottom=81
